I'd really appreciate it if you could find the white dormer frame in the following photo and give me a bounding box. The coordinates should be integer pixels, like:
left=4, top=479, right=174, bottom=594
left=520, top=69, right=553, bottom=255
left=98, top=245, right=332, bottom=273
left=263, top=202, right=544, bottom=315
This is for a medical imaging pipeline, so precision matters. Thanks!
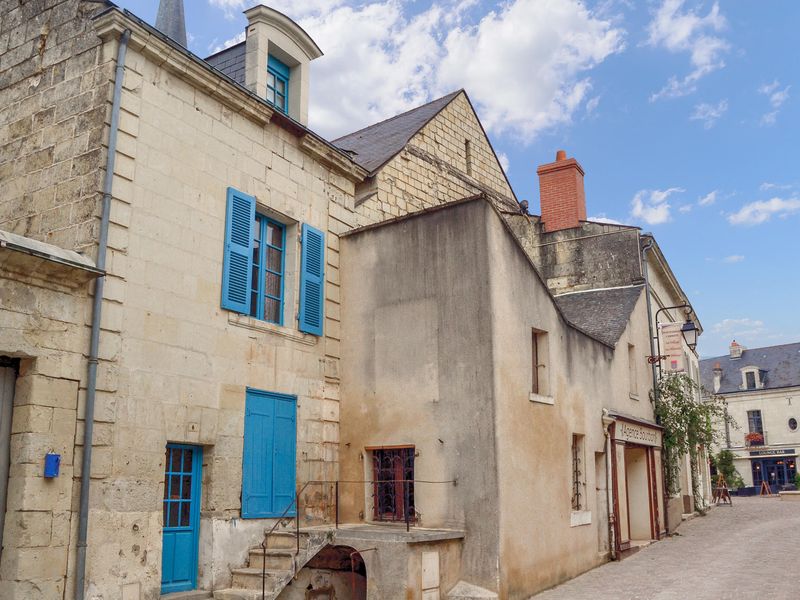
left=740, top=366, right=764, bottom=391
left=243, top=5, right=323, bottom=125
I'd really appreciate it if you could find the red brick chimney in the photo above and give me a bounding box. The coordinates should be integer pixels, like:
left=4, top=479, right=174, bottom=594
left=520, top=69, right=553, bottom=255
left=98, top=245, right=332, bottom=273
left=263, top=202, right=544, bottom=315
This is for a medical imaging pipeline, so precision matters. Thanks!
left=537, top=149, right=587, bottom=232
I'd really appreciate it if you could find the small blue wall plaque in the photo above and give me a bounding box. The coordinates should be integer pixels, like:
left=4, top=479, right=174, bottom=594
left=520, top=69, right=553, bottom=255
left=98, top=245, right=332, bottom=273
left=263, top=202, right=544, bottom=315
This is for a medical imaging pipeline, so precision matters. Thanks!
left=44, top=453, right=61, bottom=478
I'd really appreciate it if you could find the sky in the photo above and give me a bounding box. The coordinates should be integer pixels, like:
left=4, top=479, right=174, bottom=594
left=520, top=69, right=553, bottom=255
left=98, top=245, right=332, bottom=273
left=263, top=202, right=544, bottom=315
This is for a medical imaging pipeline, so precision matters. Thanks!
left=115, top=0, right=800, bottom=358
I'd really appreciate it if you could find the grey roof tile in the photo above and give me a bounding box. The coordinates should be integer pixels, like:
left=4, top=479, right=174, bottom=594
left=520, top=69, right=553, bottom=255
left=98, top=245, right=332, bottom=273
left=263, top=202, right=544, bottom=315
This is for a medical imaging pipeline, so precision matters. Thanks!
left=333, top=91, right=462, bottom=174
left=554, top=286, right=644, bottom=347
left=700, top=342, right=800, bottom=394
left=205, top=41, right=246, bottom=86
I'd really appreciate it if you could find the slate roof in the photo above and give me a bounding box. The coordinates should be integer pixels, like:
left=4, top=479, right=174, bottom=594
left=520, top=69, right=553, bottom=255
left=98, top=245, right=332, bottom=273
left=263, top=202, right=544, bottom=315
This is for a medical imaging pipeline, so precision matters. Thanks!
left=700, top=342, right=800, bottom=394
left=333, top=91, right=462, bottom=175
left=205, top=41, right=246, bottom=86
left=554, top=286, right=644, bottom=347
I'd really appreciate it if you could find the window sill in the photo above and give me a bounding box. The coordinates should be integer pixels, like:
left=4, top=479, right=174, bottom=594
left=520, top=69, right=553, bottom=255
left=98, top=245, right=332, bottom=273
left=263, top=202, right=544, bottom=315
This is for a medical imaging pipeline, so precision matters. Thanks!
left=570, top=510, right=592, bottom=527
left=228, top=312, right=317, bottom=346
left=529, top=393, right=554, bottom=405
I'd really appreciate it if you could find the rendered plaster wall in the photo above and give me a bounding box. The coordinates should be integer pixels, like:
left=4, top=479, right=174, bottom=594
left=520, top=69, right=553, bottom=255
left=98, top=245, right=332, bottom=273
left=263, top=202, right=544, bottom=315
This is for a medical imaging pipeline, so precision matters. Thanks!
left=339, top=200, right=500, bottom=593
left=354, top=92, right=515, bottom=226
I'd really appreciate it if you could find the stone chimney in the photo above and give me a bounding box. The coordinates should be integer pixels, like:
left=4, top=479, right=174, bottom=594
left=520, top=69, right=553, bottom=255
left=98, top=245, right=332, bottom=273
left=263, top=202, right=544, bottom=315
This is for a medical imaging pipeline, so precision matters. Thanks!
left=713, top=362, right=723, bottom=393
left=537, top=149, right=587, bottom=232
left=244, top=5, right=323, bottom=125
left=729, top=340, right=744, bottom=359
left=155, top=0, right=187, bottom=47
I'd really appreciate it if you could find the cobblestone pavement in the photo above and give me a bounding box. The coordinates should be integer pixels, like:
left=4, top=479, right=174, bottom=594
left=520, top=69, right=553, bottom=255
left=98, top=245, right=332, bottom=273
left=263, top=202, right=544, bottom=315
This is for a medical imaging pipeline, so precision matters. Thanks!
left=532, top=497, right=800, bottom=600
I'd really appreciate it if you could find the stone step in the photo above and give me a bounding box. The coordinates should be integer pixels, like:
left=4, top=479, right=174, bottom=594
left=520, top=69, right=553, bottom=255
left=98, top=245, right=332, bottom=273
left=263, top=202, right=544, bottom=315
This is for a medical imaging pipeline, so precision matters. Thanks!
left=160, top=592, right=213, bottom=600
left=213, top=589, right=273, bottom=600
left=231, top=567, right=289, bottom=591
left=263, top=531, right=306, bottom=550
left=248, top=548, right=295, bottom=571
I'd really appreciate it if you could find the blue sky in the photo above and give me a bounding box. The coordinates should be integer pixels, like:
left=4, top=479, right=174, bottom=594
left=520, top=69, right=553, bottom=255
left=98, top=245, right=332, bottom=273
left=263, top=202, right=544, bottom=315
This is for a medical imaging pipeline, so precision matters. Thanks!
left=115, top=0, right=799, bottom=357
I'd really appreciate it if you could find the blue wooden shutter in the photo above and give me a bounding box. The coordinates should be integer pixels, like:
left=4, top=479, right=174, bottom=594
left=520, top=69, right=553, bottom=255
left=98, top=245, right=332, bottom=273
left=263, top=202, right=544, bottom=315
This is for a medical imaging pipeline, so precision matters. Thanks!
left=298, top=224, right=325, bottom=336
left=242, top=390, right=297, bottom=519
left=221, top=187, right=255, bottom=313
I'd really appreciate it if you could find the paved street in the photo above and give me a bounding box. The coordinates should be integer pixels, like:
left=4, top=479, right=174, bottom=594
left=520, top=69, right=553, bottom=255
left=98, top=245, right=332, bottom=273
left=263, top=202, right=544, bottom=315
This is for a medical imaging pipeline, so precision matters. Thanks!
left=532, top=497, right=800, bottom=600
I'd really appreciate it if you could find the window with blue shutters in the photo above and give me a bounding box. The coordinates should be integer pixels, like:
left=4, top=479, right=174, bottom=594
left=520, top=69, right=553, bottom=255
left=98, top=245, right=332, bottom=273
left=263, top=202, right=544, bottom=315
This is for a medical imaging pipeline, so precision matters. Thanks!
left=267, top=55, right=290, bottom=114
left=298, top=224, right=325, bottom=336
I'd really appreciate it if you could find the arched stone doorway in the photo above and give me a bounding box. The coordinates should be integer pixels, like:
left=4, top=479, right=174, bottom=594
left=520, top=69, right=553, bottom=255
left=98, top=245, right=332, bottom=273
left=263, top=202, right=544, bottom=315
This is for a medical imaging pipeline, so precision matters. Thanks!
left=279, top=544, right=367, bottom=600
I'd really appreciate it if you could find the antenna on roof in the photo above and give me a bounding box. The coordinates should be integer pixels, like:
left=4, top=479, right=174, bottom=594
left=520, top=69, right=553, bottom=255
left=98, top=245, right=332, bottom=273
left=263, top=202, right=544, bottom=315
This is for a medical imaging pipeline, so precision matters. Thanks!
left=156, top=0, right=187, bottom=47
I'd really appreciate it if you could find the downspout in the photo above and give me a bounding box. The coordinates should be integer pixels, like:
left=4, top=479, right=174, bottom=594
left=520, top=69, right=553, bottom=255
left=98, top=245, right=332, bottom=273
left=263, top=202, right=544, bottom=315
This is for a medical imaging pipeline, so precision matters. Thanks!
left=75, top=28, right=131, bottom=600
left=602, top=411, right=616, bottom=560
left=641, top=235, right=669, bottom=535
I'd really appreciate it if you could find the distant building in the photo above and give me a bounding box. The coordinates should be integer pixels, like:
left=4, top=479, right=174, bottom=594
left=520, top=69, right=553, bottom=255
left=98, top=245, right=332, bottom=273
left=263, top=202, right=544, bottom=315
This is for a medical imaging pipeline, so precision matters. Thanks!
left=701, top=341, right=800, bottom=490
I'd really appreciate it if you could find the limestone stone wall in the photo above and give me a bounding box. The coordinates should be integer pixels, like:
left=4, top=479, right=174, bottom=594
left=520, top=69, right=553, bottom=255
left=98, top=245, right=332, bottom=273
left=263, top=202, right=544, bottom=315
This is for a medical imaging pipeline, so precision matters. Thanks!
left=0, top=0, right=110, bottom=255
left=355, top=92, right=515, bottom=225
left=68, top=18, right=357, bottom=597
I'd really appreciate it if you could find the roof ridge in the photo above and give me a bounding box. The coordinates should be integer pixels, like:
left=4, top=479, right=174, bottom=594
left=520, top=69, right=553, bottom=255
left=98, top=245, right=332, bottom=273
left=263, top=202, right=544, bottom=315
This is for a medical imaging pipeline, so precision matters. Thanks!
left=333, top=89, right=463, bottom=142
left=700, top=340, right=800, bottom=362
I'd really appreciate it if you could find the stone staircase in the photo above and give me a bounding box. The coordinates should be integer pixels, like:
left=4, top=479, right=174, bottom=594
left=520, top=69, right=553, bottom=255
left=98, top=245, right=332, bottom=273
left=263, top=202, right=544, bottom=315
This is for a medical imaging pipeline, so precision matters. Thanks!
left=213, top=529, right=331, bottom=600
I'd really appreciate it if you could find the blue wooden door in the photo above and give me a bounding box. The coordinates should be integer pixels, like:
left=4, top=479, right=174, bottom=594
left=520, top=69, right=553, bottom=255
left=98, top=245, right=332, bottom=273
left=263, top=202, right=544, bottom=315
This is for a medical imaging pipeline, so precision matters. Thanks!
left=242, top=389, right=297, bottom=518
left=161, top=444, right=202, bottom=594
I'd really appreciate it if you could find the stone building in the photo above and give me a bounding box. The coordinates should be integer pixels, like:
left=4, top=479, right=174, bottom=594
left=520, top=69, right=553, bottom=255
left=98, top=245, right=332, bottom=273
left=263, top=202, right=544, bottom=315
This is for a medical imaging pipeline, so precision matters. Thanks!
left=701, top=340, right=800, bottom=490
left=0, top=1, right=705, bottom=599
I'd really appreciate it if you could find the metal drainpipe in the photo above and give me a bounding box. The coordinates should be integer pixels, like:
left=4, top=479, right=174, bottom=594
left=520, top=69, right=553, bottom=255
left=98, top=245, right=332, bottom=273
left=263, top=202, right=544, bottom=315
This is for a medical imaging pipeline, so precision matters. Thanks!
left=602, top=413, right=616, bottom=560
left=75, top=28, right=131, bottom=600
left=640, top=236, right=669, bottom=535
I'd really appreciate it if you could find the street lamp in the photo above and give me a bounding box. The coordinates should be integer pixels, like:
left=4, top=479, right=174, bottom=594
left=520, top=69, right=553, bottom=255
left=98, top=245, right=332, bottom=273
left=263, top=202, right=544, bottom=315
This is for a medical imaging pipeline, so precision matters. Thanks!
left=680, top=317, right=699, bottom=351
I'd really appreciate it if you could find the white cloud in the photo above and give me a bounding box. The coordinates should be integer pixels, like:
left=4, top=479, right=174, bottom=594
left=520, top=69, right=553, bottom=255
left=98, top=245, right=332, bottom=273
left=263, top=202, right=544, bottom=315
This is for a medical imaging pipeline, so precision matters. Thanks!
left=698, top=190, right=717, bottom=206
left=588, top=214, right=622, bottom=224
left=690, top=99, right=727, bottom=128
left=586, top=96, right=601, bottom=115
left=211, top=30, right=245, bottom=54
left=678, top=204, right=692, bottom=213
left=630, top=187, right=684, bottom=225
left=759, top=182, right=793, bottom=191
left=294, top=0, right=625, bottom=139
left=647, top=0, right=729, bottom=101
left=712, top=318, right=764, bottom=336
left=497, top=152, right=510, bottom=173
left=758, top=80, right=790, bottom=126
left=727, top=197, right=800, bottom=226
left=722, top=254, right=744, bottom=263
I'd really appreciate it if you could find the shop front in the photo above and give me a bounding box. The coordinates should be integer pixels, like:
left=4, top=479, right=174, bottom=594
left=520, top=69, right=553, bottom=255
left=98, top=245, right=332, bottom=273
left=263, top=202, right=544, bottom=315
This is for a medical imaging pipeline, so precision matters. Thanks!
left=749, top=449, right=797, bottom=491
left=607, top=412, right=665, bottom=553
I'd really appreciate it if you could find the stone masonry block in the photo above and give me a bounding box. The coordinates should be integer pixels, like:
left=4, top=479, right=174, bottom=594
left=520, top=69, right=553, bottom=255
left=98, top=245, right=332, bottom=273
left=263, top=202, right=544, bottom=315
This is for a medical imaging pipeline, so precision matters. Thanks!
left=2, top=511, right=53, bottom=548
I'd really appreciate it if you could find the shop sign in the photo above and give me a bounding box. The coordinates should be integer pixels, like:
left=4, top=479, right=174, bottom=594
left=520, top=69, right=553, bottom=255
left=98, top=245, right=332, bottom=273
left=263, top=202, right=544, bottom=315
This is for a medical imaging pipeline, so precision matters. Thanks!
left=617, top=421, right=661, bottom=447
left=749, top=448, right=795, bottom=457
left=659, top=322, right=685, bottom=373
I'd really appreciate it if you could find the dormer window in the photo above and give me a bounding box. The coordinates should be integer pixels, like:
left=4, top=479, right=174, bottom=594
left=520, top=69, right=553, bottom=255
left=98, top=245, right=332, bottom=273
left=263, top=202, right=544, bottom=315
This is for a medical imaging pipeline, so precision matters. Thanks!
left=267, top=55, right=289, bottom=113
left=741, top=366, right=763, bottom=390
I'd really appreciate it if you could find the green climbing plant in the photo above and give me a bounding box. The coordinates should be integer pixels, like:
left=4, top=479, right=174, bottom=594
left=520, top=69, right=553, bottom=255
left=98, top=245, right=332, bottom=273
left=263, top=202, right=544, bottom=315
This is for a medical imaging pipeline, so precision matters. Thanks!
left=713, top=449, right=744, bottom=489
left=651, top=374, right=737, bottom=512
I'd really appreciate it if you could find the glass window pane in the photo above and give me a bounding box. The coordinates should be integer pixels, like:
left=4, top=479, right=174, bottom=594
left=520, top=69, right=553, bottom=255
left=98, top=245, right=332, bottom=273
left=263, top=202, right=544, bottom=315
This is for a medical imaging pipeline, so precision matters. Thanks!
left=266, top=272, right=281, bottom=297
left=181, top=501, right=191, bottom=527
left=170, top=450, right=181, bottom=472
left=267, top=247, right=282, bottom=272
left=250, top=292, right=259, bottom=317
left=265, top=298, right=281, bottom=324
left=276, top=79, right=285, bottom=94
left=163, top=502, right=169, bottom=525
left=253, top=218, right=261, bottom=240
left=182, top=450, right=192, bottom=473
left=267, top=73, right=275, bottom=87
left=267, top=88, right=275, bottom=104
left=182, top=473, right=192, bottom=499
left=267, top=223, right=283, bottom=248
left=168, top=501, right=180, bottom=527
left=169, top=475, right=182, bottom=499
